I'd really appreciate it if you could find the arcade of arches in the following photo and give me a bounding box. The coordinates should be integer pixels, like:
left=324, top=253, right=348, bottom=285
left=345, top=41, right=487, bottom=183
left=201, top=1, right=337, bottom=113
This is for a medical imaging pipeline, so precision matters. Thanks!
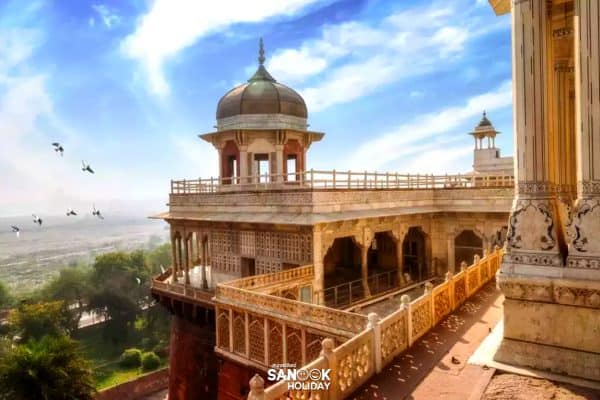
left=164, top=213, right=509, bottom=307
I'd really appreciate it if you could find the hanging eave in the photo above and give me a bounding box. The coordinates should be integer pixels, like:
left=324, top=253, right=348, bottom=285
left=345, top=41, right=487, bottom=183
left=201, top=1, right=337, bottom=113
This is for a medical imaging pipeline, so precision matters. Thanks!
left=488, top=0, right=510, bottom=15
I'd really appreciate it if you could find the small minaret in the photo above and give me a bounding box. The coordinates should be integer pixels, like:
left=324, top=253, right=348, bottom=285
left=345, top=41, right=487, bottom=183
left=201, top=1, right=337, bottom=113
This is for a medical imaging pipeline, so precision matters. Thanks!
left=470, top=111, right=513, bottom=175
left=469, top=111, right=498, bottom=149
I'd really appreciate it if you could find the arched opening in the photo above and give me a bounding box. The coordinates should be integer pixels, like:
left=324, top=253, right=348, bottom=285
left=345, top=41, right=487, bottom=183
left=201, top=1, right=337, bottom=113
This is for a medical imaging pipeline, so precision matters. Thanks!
left=323, top=237, right=361, bottom=287
left=403, top=227, right=427, bottom=282
left=366, top=231, right=398, bottom=293
left=455, top=229, right=483, bottom=267
left=220, top=140, right=239, bottom=184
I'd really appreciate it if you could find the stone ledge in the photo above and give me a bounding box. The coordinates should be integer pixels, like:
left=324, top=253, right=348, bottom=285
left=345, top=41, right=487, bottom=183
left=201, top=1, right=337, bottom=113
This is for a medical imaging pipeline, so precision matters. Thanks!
left=497, top=273, right=600, bottom=309
left=494, top=338, right=600, bottom=382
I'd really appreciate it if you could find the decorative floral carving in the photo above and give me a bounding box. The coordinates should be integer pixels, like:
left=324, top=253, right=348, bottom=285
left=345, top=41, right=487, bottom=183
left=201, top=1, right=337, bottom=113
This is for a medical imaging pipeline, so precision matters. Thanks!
left=337, top=341, right=371, bottom=394
left=507, top=200, right=557, bottom=251
left=454, top=275, right=466, bottom=305
left=567, top=199, right=600, bottom=254
left=434, top=288, right=451, bottom=322
left=554, top=286, right=600, bottom=309
left=498, top=281, right=553, bottom=302
left=411, top=299, right=432, bottom=339
left=567, top=255, right=600, bottom=269
left=380, top=314, right=407, bottom=362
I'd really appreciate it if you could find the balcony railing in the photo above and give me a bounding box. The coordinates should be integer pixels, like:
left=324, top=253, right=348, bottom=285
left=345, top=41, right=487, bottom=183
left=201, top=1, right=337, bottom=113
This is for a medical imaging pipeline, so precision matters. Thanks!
left=323, top=269, right=400, bottom=308
left=247, top=247, right=504, bottom=400
left=170, top=170, right=514, bottom=194
left=151, top=268, right=215, bottom=306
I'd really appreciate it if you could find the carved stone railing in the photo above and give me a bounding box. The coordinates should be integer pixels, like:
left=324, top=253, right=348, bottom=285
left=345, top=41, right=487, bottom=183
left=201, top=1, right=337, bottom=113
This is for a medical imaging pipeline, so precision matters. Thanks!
left=248, top=247, right=504, bottom=400
left=171, top=170, right=514, bottom=194
left=227, top=265, right=314, bottom=290
left=214, top=268, right=370, bottom=372
left=151, top=268, right=215, bottom=306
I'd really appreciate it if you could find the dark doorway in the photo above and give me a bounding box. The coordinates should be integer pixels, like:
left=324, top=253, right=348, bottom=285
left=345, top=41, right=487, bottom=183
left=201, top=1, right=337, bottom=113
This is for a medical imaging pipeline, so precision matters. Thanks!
left=403, top=227, right=427, bottom=282
left=241, top=257, right=255, bottom=277
left=455, top=230, right=483, bottom=267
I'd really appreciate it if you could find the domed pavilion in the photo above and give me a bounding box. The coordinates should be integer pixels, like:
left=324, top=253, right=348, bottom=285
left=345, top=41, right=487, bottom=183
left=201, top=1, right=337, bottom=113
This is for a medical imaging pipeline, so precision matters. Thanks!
left=200, top=39, right=324, bottom=184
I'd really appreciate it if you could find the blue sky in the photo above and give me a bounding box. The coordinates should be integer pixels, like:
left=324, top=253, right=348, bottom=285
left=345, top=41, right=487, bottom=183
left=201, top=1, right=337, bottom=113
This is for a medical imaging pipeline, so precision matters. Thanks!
left=0, top=0, right=512, bottom=217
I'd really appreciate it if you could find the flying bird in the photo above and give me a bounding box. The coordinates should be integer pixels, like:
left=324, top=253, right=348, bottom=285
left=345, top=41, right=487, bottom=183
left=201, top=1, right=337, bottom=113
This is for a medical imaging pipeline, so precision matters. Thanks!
left=52, top=142, right=64, bottom=156
left=32, top=214, right=42, bottom=227
left=66, top=208, right=77, bottom=216
left=81, top=160, right=94, bottom=174
left=11, top=226, right=20, bottom=238
left=92, top=205, right=104, bottom=220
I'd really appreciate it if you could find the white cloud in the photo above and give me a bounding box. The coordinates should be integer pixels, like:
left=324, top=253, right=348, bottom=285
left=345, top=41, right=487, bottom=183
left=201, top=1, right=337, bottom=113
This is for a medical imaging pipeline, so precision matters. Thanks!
left=263, top=1, right=506, bottom=112
left=172, top=135, right=219, bottom=178
left=409, top=90, right=424, bottom=98
left=121, top=0, right=324, bottom=95
left=92, top=4, right=121, bottom=28
left=402, top=146, right=473, bottom=174
left=345, top=80, right=512, bottom=171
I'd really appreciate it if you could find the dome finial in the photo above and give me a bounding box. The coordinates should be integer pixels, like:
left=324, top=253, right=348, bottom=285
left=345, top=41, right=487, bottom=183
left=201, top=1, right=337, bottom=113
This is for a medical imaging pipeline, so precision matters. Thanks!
left=258, top=38, right=265, bottom=66
left=483, top=110, right=487, bottom=117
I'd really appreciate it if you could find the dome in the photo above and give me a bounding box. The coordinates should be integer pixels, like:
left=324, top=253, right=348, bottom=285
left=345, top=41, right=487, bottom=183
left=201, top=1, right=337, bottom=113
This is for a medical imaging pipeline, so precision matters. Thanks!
left=477, top=111, right=492, bottom=127
left=216, top=40, right=308, bottom=120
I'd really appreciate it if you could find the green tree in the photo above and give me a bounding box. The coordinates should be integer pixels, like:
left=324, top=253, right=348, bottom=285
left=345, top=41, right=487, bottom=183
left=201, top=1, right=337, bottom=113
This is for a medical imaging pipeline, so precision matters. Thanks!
left=42, top=267, right=92, bottom=325
left=87, top=250, right=151, bottom=342
left=145, top=243, right=172, bottom=275
left=0, top=335, right=95, bottom=400
left=0, top=281, right=12, bottom=309
left=9, top=301, right=78, bottom=342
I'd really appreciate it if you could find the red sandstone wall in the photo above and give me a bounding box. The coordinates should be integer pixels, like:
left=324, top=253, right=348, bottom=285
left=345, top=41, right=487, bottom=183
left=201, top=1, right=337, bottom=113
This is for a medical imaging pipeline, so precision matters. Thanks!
left=95, top=368, right=168, bottom=400
left=169, top=315, right=218, bottom=400
left=217, top=360, right=254, bottom=400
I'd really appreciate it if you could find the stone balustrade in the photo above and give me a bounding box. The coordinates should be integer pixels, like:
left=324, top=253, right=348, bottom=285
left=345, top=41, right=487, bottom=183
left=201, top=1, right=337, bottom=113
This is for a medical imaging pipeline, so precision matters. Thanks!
left=247, top=247, right=503, bottom=400
left=227, top=265, right=314, bottom=290
left=171, top=170, right=514, bottom=194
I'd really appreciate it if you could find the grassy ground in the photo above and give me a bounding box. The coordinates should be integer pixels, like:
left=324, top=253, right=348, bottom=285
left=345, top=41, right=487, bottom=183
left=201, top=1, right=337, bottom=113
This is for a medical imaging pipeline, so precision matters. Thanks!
left=73, top=323, right=168, bottom=390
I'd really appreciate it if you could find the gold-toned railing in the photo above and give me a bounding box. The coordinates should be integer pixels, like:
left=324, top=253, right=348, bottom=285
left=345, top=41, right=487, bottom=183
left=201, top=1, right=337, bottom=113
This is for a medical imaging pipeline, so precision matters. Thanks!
left=226, top=265, right=314, bottom=290
left=248, top=247, right=504, bottom=400
left=171, top=170, right=514, bottom=194
left=214, top=266, right=370, bottom=372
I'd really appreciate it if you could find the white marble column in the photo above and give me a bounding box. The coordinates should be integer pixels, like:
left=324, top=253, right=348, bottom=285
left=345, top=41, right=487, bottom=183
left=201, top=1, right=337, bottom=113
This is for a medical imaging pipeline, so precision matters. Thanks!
left=503, top=0, right=563, bottom=274
left=568, top=0, right=600, bottom=269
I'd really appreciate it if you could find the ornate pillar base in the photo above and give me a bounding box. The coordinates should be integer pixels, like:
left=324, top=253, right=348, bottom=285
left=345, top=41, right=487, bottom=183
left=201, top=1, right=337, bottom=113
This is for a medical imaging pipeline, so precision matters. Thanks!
left=496, top=275, right=600, bottom=382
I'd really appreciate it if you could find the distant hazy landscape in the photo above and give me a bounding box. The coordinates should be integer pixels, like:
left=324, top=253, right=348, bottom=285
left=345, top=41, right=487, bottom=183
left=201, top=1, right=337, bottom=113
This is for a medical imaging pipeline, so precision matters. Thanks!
left=0, top=215, right=168, bottom=292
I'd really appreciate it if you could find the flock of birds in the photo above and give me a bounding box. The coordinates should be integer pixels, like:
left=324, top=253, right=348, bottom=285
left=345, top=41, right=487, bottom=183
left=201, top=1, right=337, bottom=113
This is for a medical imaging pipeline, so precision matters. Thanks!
left=9, top=142, right=104, bottom=238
